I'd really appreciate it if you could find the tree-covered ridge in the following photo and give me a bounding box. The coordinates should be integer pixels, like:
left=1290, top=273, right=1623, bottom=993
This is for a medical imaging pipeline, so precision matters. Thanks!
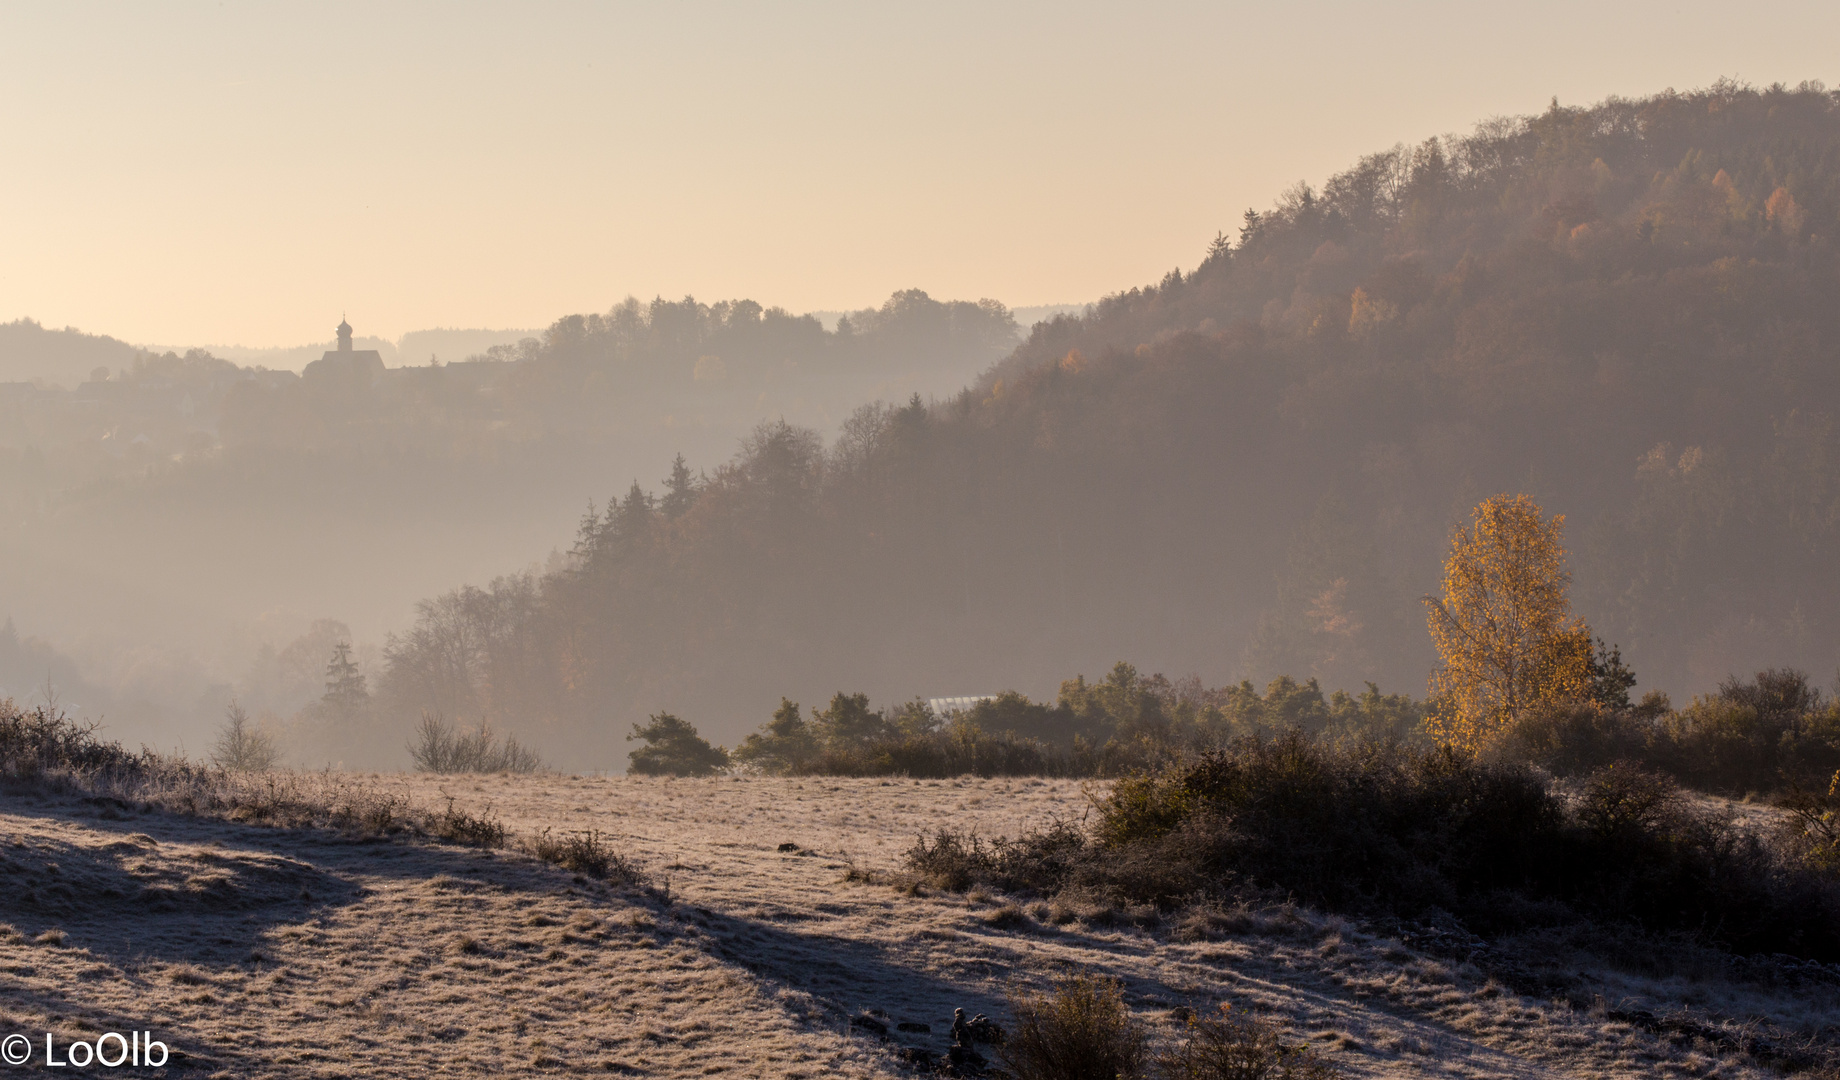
left=964, top=79, right=1840, bottom=700
left=368, top=82, right=1840, bottom=766
left=993, top=80, right=1838, bottom=388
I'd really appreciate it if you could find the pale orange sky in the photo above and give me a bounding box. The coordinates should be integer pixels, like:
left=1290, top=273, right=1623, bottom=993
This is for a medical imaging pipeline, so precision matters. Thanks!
left=3, top=1, right=1836, bottom=348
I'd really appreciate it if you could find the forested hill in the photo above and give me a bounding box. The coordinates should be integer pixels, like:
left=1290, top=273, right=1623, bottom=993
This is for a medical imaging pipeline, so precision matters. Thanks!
left=378, top=82, right=1840, bottom=765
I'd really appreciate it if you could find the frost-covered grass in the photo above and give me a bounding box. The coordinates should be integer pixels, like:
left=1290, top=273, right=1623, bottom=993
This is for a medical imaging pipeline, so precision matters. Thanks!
left=0, top=773, right=1834, bottom=1077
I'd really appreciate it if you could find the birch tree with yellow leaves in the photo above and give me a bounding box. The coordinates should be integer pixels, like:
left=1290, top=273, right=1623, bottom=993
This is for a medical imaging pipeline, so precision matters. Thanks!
left=1424, top=494, right=1592, bottom=751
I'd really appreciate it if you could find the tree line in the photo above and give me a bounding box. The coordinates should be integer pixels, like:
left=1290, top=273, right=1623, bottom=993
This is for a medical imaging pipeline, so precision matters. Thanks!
left=364, top=82, right=1840, bottom=768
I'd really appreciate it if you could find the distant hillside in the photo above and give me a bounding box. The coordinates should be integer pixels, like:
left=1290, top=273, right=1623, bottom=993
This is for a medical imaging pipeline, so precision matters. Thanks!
left=0, top=290, right=1027, bottom=752
left=375, top=82, right=1840, bottom=766
left=0, top=319, right=139, bottom=388
left=195, top=327, right=542, bottom=372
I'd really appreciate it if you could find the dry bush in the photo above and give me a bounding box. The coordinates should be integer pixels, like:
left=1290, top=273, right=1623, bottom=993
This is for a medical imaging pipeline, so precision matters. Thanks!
left=409, top=713, right=545, bottom=774
left=1000, top=975, right=1145, bottom=1080
left=527, top=828, right=644, bottom=885
left=1157, top=1004, right=1341, bottom=1080
left=431, top=795, right=506, bottom=847
left=1571, top=761, right=1682, bottom=838
left=902, top=821, right=1087, bottom=895
left=985, top=903, right=1029, bottom=928
left=0, top=702, right=157, bottom=781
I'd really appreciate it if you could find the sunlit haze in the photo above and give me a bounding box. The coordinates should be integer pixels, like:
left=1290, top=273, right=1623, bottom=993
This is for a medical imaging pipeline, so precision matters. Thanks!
left=4, top=0, right=1836, bottom=347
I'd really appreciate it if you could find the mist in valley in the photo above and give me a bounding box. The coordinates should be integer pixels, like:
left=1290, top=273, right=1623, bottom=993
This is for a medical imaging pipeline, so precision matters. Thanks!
left=0, top=292, right=1043, bottom=759
left=11, top=1, right=1840, bottom=1072
left=3, top=85, right=1836, bottom=776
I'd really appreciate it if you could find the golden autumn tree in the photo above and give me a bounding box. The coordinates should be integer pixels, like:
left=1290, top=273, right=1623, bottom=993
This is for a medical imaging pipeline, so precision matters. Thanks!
left=1423, top=494, right=1592, bottom=751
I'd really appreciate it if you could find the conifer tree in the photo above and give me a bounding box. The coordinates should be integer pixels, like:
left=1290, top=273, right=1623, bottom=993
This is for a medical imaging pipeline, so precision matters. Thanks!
left=660, top=453, right=698, bottom=519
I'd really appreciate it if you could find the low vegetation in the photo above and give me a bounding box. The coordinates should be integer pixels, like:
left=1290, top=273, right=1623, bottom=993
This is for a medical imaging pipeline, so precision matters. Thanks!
left=0, top=699, right=640, bottom=886
left=905, top=732, right=1840, bottom=963
left=1156, top=1005, right=1342, bottom=1080
left=727, top=672, right=1425, bottom=779
left=528, top=827, right=645, bottom=884
left=1496, top=668, right=1840, bottom=795
left=1002, top=977, right=1342, bottom=1080
left=1002, top=975, right=1146, bottom=1080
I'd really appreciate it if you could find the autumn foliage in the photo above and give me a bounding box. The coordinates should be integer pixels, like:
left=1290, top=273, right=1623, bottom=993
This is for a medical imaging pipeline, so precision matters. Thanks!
left=1424, top=495, right=1591, bottom=751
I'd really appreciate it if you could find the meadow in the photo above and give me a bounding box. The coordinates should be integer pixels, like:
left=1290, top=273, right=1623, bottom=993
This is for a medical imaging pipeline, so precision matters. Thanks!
left=3, top=771, right=1835, bottom=1078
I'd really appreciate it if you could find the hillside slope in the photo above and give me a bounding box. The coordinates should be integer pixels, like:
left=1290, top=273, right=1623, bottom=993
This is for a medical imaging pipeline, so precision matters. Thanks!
left=377, top=82, right=1840, bottom=762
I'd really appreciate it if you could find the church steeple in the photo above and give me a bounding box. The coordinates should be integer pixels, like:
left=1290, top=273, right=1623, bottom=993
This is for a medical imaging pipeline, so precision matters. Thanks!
left=336, top=316, right=353, bottom=352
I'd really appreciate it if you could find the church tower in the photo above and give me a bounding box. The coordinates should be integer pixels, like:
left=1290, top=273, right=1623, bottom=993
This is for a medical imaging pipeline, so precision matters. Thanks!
left=305, top=315, right=385, bottom=394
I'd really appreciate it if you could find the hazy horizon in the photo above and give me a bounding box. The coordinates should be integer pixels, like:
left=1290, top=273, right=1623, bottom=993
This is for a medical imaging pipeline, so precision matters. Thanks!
left=5, top=3, right=1836, bottom=347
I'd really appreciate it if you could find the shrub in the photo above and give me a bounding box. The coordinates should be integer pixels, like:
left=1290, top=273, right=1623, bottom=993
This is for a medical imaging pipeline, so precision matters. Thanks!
left=729, top=671, right=1430, bottom=779
left=1572, top=761, right=1680, bottom=839
left=1490, top=670, right=1840, bottom=796
left=1095, top=733, right=1563, bottom=911
left=409, top=714, right=545, bottom=774
left=626, top=712, right=729, bottom=776
left=430, top=795, right=506, bottom=847
left=528, top=828, right=644, bottom=884
left=1156, top=1004, right=1341, bottom=1080
left=1782, top=770, right=1840, bottom=876
left=1000, top=975, right=1145, bottom=1080
left=803, top=719, right=1065, bottom=778
left=1658, top=669, right=1840, bottom=793
left=903, top=823, right=1088, bottom=895
left=1489, top=703, right=1657, bottom=777
left=0, top=703, right=155, bottom=782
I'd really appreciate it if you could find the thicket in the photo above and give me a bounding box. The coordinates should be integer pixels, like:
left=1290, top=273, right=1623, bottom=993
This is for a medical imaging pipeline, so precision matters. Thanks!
left=727, top=665, right=1426, bottom=778
left=1495, top=667, right=1840, bottom=794
left=906, top=732, right=1840, bottom=962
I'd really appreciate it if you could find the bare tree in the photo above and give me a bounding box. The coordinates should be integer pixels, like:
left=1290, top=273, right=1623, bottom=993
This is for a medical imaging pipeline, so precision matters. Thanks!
left=408, top=712, right=543, bottom=774
left=211, top=700, right=279, bottom=771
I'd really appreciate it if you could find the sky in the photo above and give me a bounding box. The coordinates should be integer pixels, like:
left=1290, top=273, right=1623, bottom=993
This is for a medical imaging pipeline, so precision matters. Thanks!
left=3, top=0, right=1837, bottom=348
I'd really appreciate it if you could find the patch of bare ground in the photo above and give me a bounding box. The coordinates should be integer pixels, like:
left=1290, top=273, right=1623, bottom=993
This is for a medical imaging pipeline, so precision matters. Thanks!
left=2, top=774, right=1835, bottom=1077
